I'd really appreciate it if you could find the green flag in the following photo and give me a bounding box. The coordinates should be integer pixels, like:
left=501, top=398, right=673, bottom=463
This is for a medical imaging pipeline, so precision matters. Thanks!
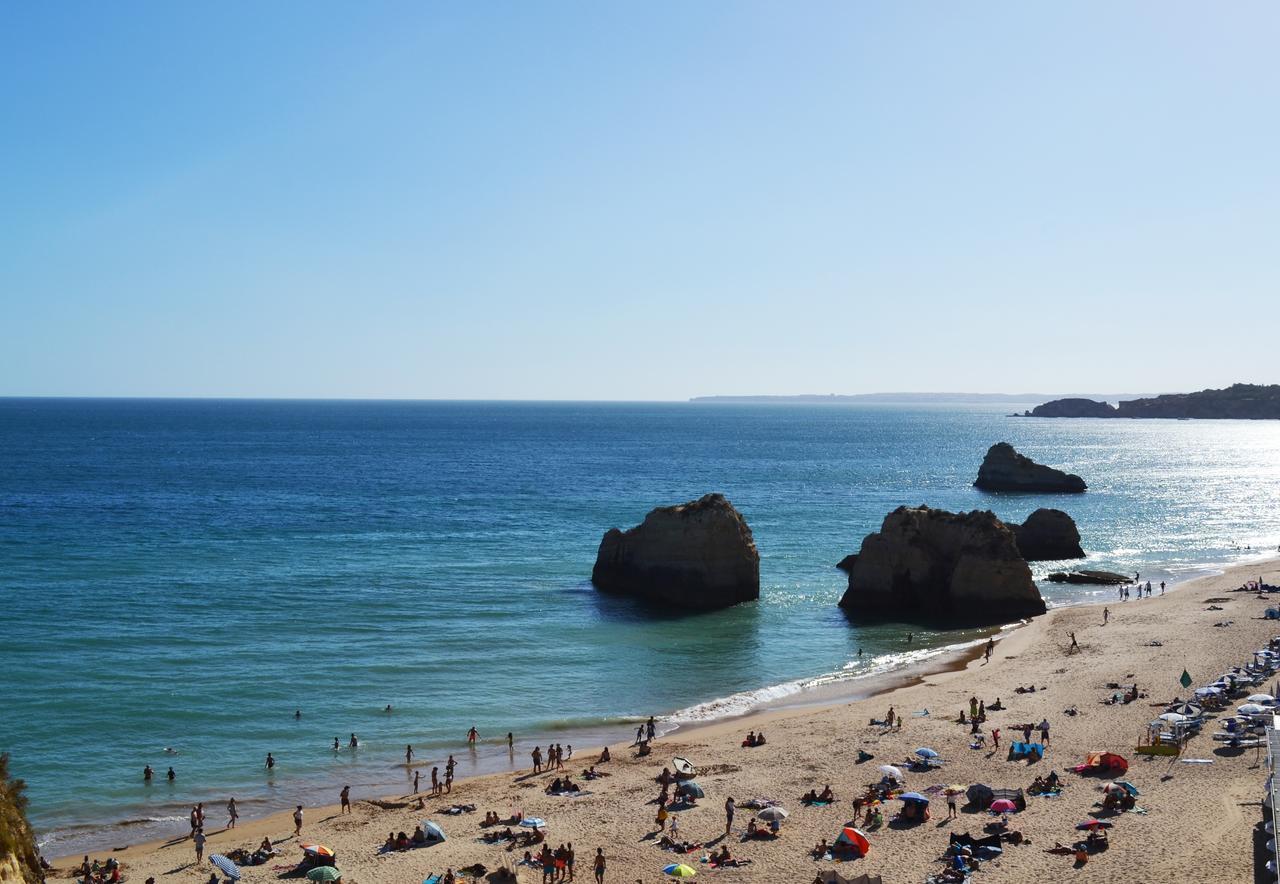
left=1180, top=669, right=1193, bottom=689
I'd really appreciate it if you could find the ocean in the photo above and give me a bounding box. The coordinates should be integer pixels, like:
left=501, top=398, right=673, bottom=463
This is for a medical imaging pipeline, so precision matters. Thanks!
left=2, top=398, right=1278, bottom=856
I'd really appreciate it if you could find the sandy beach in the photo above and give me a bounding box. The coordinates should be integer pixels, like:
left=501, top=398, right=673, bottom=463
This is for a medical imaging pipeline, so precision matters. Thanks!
left=54, top=557, right=1280, bottom=883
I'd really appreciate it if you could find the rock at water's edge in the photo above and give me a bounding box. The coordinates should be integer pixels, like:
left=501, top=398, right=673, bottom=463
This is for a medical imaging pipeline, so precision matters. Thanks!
left=974, top=442, right=1086, bottom=493
left=1012, top=508, right=1085, bottom=561
left=837, top=505, right=1046, bottom=627
left=1046, top=570, right=1130, bottom=585
left=591, top=493, right=759, bottom=611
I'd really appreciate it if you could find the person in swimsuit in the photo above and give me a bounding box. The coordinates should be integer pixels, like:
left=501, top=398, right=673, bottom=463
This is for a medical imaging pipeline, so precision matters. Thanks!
left=340, top=785, right=351, bottom=813
left=592, top=848, right=605, bottom=883
left=227, top=797, right=238, bottom=828
left=143, top=765, right=153, bottom=782
left=467, top=726, right=480, bottom=744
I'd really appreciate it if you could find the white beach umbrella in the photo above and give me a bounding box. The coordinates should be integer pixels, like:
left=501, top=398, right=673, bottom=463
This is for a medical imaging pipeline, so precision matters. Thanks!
left=1238, top=703, right=1269, bottom=715
left=1157, top=712, right=1188, bottom=723
left=878, top=764, right=903, bottom=780
left=1247, top=694, right=1276, bottom=705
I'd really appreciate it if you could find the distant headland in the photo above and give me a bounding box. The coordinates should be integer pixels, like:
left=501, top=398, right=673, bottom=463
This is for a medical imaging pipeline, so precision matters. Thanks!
left=1022, top=383, right=1280, bottom=420
left=690, top=392, right=1153, bottom=405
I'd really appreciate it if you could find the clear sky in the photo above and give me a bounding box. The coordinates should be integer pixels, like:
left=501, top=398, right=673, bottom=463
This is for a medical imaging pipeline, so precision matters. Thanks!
left=3, top=2, right=1277, bottom=399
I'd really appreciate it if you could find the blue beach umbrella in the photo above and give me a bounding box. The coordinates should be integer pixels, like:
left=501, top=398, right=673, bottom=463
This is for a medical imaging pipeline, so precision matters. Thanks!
left=209, top=855, right=241, bottom=881
left=422, top=820, right=446, bottom=842
left=914, top=748, right=939, bottom=759
left=899, top=792, right=930, bottom=804
left=678, top=781, right=705, bottom=799
left=520, top=817, right=546, bottom=828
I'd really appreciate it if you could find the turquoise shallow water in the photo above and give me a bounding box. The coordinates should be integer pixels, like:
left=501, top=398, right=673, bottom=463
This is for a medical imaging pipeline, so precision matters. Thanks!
left=1, top=398, right=1278, bottom=854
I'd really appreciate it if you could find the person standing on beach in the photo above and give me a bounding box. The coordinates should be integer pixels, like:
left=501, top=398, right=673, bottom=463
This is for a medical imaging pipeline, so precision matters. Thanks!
left=1103, top=607, right=1109, bottom=624
left=227, top=797, right=238, bottom=828
left=724, top=796, right=735, bottom=836
left=467, top=725, right=480, bottom=745
left=293, top=805, right=303, bottom=836
left=406, top=745, right=414, bottom=765
left=340, top=785, right=351, bottom=813
left=431, top=766, right=440, bottom=795
left=413, top=770, right=421, bottom=793
left=886, top=706, right=896, bottom=728
left=946, top=792, right=957, bottom=819
left=592, top=848, right=605, bottom=884
left=445, top=767, right=453, bottom=794
left=532, top=746, right=543, bottom=773
left=1160, top=581, right=1166, bottom=595
left=634, top=726, right=644, bottom=746
left=646, top=717, right=656, bottom=741
left=189, top=805, right=199, bottom=836
left=447, top=754, right=456, bottom=779
left=984, top=638, right=994, bottom=663
left=193, top=828, right=206, bottom=864
left=991, top=728, right=1000, bottom=750
left=1069, top=632, right=1079, bottom=652
left=1038, top=718, right=1050, bottom=745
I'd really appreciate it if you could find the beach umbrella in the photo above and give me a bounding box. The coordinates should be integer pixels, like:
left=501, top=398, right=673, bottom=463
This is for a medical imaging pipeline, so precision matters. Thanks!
left=899, top=792, right=930, bottom=804
left=877, top=764, right=903, bottom=780
left=1167, top=703, right=1202, bottom=717
left=989, top=799, right=1017, bottom=814
left=914, top=748, right=939, bottom=759
left=306, top=868, right=341, bottom=883
left=208, top=855, right=241, bottom=881
left=835, top=827, right=870, bottom=856
left=520, top=817, right=546, bottom=828
left=757, top=806, right=788, bottom=822
left=1238, top=703, right=1269, bottom=715
left=422, top=820, right=446, bottom=842
left=1075, top=819, right=1112, bottom=830
left=1115, top=781, right=1140, bottom=796
left=678, top=781, right=705, bottom=799
left=301, top=845, right=335, bottom=857
left=1248, top=694, right=1277, bottom=705
left=1158, top=712, right=1188, bottom=723
left=672, top=757, right=696, bottom=775
left=663, top=863, right=697, bottom=878
left=1195, top=687, right=1223, bottom=697
left=1097, top=753, right=1128, bottom=773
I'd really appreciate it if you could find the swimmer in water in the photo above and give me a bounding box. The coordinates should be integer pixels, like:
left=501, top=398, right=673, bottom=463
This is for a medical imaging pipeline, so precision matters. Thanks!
left=385, top=704, right=393, bottom=713
left=349, top=733, right=359, bottom=749
left=333, top=737, right=340, bottom=750
left=294, top=710, right=301, bottom=720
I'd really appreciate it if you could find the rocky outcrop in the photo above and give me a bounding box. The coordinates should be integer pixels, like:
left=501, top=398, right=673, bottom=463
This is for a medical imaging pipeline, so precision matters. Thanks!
left=0, top=755, right=41, bottom=884
left=592, top=494, right=760, bottom=611
left=837, top=506, right=1046, bottom=627
left=1046, top=570, right=1129, bottom=585
left=974, top=443, right=1086, bottom=493
left=1029, top=384, right=1280, bottom=420
left=1027, top=398, right=1119, bottom=418
left=1012, top=508, right=1085, bottom=561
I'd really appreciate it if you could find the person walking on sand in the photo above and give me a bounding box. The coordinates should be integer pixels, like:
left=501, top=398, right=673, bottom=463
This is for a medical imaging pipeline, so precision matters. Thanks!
left=227, top=797, right=238, bottom=828
left=634, top=726, right=644, bottom=746
left=1160, top=581, right=1166, bottom=595
left=340, top=785, right=351, bottom=813
left=1103, top=607, right=1109, bottom=624
left=467, top=725, right=480, bottom=745
left=413, top=770, right=420, bottom=793
left=646, top=717, right=656, bottom=741
left=1069, top=632, right=1079, bottom=653
left=724, top=796, right=735, bottom=836
left=984, top=638, right=994, bottom=663
left=946, top=792, right=957, bottom=819
left=991, top=728, right=1000, bottom=750
left=193, top=828, right=206, bottom=864
left=1038, top=718, right=1050, bottom=745
left=293, top=805, right=303, bottom=836
left=593, top=848, right=605, bottom=884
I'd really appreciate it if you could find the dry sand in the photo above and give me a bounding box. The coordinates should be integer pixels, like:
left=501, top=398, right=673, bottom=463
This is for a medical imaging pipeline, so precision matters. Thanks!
left=56, top=557, right=1280, bottom=883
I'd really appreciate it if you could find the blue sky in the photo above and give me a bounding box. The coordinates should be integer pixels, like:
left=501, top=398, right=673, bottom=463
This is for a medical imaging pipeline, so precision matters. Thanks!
left=2, top=2, right=1277, bottom=399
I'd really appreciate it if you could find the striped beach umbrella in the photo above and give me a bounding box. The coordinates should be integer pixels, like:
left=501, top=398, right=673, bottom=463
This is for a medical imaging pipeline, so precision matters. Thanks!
left=663, top=863, right=697, bottom=877
left=208, top=855, right=240, bottom=881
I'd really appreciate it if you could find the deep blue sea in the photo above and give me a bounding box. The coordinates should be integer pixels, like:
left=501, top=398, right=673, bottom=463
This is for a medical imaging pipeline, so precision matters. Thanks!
left=3, top=398, right=1279, bottom=855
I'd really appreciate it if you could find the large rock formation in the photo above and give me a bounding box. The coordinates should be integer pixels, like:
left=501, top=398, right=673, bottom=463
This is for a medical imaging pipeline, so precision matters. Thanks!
left=1012, top=508, right=1085, bottom=561
left=837, top=506, right=1047, bottom=627
left=1028, top=384, right=1280, bottom=420
left=591, top=494, right=760, bottom=611
left=0, top=755, right=40, bottom=884
left=974, top=443, right=1086, bottom=493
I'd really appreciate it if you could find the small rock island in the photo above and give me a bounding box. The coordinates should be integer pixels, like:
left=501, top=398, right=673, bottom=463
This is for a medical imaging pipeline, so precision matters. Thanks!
left=1012, top=508, right=1085, bottom=561
left=837, top=505, right=1047, bottom=627
left=974, top=442, right=1086, bottom=493
left=591, top=493, right=760, bottom=611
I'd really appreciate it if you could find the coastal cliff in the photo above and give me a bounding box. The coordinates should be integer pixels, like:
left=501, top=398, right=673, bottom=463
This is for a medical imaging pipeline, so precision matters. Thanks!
left=973, top=443, right=1086, bottom=493
left=1028, top=383, right=1280, bottom=420
left=591, top=494, right=760, bottom=611
left=837, top=505, right=1046, bottom=627
left=1012, top=508, right=1084, bottom=560
left=0, top=756, right=40, bottom=884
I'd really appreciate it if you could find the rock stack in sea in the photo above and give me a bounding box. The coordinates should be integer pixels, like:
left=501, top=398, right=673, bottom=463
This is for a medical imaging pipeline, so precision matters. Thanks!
left=837, top=505, right=1047, bottom=627
left=973, top=442, right=1086, bottom=493
left=1012, top=508, right=1085, bottom=561
left=591, top=493, right=760, bottom=611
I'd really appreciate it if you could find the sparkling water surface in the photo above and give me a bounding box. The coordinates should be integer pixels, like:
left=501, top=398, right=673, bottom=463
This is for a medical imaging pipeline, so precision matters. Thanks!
left=2, top=398, right=1278, bottom=853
